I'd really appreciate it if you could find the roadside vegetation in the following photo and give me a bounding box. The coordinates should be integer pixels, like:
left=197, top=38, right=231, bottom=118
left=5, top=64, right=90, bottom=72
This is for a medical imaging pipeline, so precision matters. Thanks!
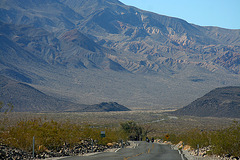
left=165, top=122, right=240, bottom=157
left=0, top=102, right=239, bottom=157
left=0, top=118, right=128, bottom=153
left=0, top=102, right=128, bottom=154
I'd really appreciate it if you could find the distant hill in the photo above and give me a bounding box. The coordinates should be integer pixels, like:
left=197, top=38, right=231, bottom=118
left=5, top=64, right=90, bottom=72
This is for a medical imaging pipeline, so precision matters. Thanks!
left=0, top=76, right=130, bottom=112
left=171, top=86, right=240, bottom=118
left=67, top=102, right=131, bottom=112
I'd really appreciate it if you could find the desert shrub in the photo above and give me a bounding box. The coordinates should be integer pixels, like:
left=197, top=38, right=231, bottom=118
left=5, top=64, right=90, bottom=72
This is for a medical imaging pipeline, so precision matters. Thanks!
left=210, top=122, right=240, bottom=157
left=168, top=122, right=240, bottom=157
left=181, top=129, right=210, bottom=149
left=82, top=125, right=127, bottom=145
left=165, top=133, right=178, bottom=143
left=0, top=118, right=128, bottom=152
left=120, top=121, right=143, bottom=141
left=100, top=128, right=127, bottom=145
left=1, top=119, right=67, bottom=151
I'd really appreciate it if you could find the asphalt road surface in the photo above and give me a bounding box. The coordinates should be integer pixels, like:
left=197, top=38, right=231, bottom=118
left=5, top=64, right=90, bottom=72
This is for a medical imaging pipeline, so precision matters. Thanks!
left=62, top=141, right=186, bottom=160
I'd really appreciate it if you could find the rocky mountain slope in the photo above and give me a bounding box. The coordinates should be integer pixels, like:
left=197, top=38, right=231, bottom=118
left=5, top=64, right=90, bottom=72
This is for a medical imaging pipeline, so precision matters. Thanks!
left=0, top=0, right=240, bottom=110
left=0, top=75, right=130, bottom=112
left=172, top=86, right=240, bottom=118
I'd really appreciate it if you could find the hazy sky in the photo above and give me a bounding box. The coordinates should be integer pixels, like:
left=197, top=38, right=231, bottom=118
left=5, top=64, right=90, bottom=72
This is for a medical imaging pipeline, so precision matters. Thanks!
left=120, top=0, right=240, bottom=29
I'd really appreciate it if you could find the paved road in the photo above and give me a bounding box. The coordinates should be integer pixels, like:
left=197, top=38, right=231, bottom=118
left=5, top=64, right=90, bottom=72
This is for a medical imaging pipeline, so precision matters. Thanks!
left=62, top=142, right=186, bottom=160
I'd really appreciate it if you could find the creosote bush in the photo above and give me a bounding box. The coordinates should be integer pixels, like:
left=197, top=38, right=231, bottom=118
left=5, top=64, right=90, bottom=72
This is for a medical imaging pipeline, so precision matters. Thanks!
left=167, top=122, right=240, bottom=157
left=210, top=122, right=240, bottom=157
left=120, top=121, right=143, bottom=141
left=0, top=118, right=128, bottom=153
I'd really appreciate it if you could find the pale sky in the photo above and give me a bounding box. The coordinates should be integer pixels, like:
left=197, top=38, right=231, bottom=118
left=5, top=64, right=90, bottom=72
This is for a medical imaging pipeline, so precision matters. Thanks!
left=120, top=0, right=240, bottom=29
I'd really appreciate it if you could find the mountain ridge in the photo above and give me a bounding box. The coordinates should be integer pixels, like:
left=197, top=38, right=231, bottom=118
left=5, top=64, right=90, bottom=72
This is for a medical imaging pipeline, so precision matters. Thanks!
left=0, top=0, right=240, bottom=110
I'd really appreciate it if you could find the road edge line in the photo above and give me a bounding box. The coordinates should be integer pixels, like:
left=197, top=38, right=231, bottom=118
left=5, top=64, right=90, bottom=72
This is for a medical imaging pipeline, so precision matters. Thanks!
left=115, top=148, right=121, bottom=152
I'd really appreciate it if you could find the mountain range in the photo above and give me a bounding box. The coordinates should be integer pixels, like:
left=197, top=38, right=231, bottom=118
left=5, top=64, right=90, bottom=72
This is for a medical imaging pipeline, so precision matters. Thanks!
left=0, top=0, right=240, bottom=110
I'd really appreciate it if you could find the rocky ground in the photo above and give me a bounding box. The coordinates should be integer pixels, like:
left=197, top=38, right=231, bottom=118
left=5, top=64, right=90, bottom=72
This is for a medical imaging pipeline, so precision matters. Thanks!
left=0, top=141, right=129, bottom=160
left=171, top=141, right=240, bottom=160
